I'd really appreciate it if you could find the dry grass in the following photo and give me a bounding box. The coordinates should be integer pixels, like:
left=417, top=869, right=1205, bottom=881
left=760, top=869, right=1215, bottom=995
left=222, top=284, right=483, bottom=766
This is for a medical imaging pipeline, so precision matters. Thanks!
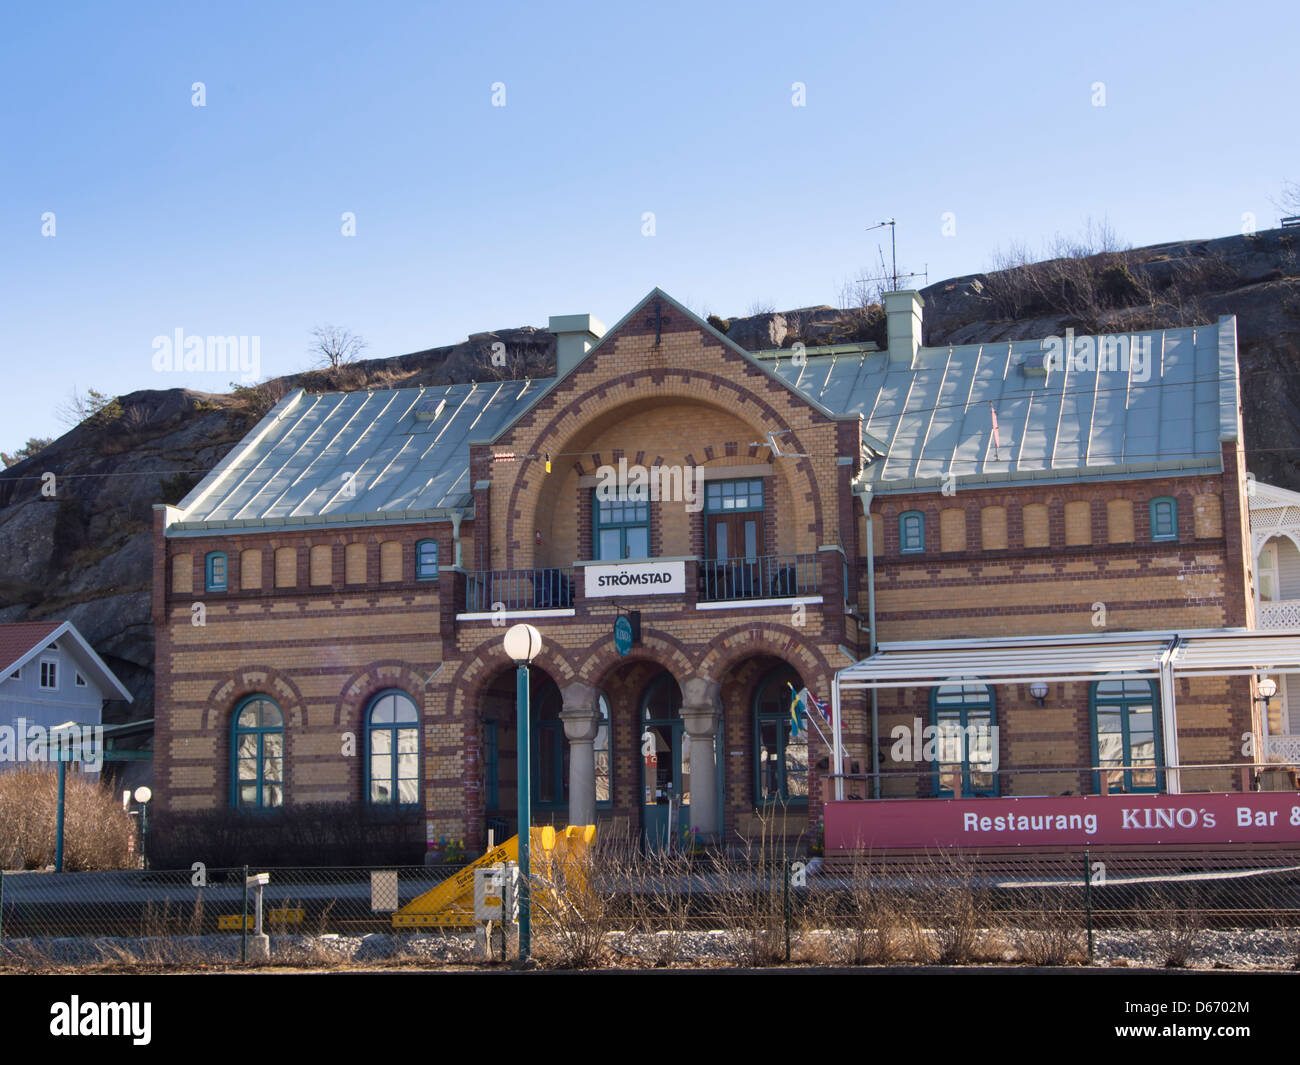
left=0, top=764, right=135, bottom=871
left=1147, top=890, right=1205, bottom=968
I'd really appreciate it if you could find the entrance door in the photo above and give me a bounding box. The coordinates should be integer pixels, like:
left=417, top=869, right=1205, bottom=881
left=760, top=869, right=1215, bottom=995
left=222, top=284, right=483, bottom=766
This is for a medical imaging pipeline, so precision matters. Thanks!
left=639, top=673, right=688, bottom=851
left=705, top=513, right=764, bottom=599
left=641, top=718, right=690, bottom=851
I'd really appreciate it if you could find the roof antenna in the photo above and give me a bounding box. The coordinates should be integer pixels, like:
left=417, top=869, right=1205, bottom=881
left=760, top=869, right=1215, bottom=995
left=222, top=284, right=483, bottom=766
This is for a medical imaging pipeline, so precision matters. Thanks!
left=860, top=219, right=928, bottom=294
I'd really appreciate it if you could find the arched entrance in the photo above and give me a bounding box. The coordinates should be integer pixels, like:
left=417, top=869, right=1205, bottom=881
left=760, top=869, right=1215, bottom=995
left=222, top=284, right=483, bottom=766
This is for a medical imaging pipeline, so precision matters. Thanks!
left=639, top=673, right=685, bottom=850
left=480, top=664, right=565, bottom=837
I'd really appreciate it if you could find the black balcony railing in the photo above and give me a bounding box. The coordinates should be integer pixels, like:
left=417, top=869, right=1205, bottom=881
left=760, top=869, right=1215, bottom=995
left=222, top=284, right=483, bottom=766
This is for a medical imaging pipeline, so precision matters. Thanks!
left=464, top=567, right=574, bottom=612
left=698, top=552, right=819, bottom=603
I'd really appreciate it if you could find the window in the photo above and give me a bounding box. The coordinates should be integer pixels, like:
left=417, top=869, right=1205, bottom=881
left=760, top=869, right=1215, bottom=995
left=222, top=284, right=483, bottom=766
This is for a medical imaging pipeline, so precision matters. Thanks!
left=754, top=667, right=808, bottom=805
left=205, top=551, right=228, bottom=591
left=231, top=696, right=284, bottom=809
left=8, top=667, right=19, bottom=681
left=1091, top=678, right=1162, bottom=794
left=416, top=539, right=439, bottom=580
left=900, top=511, right=925, bottom=554
left=367, top=691, right=419, bottom=806
left=75, top=673, right=87, bottom=688
left=40, top=659, right=58, bottom=690
left=705, top=479, right=764, bottom=513
left=1259, top=541, right=1280, bottom=603
left=593, top=491, right=650, bottom=561
left=1149, top=497, right=1178, bottom=542
left=930, top=682, right=997, bottom=797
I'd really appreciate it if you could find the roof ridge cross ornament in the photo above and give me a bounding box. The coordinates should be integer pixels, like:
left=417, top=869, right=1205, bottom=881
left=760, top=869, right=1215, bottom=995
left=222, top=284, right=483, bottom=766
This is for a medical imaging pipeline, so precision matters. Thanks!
left=645, top=299, right=669, bottom=345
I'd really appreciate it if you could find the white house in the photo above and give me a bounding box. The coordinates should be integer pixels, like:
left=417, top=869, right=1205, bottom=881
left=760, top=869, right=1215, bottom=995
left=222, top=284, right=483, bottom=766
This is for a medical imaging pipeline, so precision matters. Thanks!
left=0, top=620, right=133, bottom=769
left=1248, top=481, right=1300, bottom=762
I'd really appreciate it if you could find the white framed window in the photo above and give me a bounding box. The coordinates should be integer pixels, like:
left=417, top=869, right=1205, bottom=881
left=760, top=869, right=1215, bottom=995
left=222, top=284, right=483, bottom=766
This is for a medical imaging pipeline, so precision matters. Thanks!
left=40, top=659, right=58, bottom=690
left=7, top=667, right=18, bottom=681
left=1259, top=541, right=1280, bottom=603
left=75, top=672, right=87, bottom=688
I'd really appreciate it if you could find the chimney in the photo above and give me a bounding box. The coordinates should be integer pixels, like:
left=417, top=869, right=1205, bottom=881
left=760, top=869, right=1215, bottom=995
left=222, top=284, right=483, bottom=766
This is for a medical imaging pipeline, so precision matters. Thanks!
left=883, top=290, right=924, bottom=366
left=549, top=314, right=606, bottom=378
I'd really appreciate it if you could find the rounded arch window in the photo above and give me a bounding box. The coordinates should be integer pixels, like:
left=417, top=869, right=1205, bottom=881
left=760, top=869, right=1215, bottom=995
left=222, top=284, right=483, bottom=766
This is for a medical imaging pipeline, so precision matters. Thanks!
left=640, top=673, right=682, bottom=722
left=367, top=690, right=419, bottom=806
left=232, top=695, right=284, bottom=809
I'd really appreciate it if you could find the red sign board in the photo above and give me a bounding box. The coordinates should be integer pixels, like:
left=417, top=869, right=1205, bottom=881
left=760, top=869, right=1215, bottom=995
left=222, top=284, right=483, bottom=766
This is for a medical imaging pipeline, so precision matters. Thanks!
left=824, top=793, right=1300, bottom=850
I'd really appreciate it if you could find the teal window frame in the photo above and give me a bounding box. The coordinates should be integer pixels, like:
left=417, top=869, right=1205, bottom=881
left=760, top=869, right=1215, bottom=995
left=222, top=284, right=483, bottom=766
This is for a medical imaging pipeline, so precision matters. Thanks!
left=415, top=539, right=439, bottom=580
left=206, top=551, right=228, bottom=591
left=753, top=667, right=809, bottom=806
left=900, top=511, right=925, bottom=554
left=592, top=489, right=651, bottom=561
left=1149, top=497, right=1178, bottom=542
left=230, top=695, right=284, bottom=809
left=704, top=478, right=764, bottom=514
left=929, top=683, right=997, bottom=797
left=365, top=689, right=420, bottom=807
left=1090, top=678, right=1164, bottom=794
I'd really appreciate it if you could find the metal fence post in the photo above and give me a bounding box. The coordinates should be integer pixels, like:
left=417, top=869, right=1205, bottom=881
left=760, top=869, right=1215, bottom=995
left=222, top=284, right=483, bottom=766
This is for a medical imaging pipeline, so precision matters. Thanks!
left=783, top=859, right=791, bottom=963
left=1083, top=850, right=1094, bottom=962
left=241, top=865, right=249, bottom=964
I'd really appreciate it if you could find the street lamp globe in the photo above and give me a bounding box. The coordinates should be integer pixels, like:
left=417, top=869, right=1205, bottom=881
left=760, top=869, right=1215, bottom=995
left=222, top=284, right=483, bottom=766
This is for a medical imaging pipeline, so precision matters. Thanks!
left=133, top=786, right=152, bottom=804
left=1258, top=677, right=1279, bottom=701
left=503, top=623, right=543, bottom=664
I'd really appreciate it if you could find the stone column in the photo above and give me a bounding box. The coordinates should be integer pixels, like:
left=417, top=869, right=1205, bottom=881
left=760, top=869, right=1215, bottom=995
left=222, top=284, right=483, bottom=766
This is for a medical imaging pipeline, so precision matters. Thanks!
left=559, top=682, right=601, bottom=827
left=680, top=677, right=723, bottom=840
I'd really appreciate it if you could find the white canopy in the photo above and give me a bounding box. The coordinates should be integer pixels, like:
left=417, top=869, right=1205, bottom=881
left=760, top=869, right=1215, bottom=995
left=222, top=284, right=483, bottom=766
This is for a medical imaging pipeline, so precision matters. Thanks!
left=830, top=627, right=1300, bottom=799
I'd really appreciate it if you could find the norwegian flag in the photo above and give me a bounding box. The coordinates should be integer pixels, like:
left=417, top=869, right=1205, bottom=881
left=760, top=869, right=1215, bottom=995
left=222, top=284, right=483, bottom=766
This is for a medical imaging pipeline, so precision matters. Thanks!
left=804, top=687, right=832, bottom=728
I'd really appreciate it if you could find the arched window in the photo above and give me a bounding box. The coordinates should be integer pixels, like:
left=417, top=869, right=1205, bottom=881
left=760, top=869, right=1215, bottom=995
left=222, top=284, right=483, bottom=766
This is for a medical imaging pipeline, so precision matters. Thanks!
left=206, top=551, right=228, bottom=592
left=930, top=682, right=997, bottom=797
left=1091, top=678, right=1162, bottom=794
left=231, top=695, right=283, bottom=808
left=754, top=666, right=808, bottom=805
left=416, top=539, right=439, bottom=580
left=367, top=691, right=419, bottom=806
left=899, top=511, right=925, bottom=554
left=1149, top=497, right=1178, bottom=542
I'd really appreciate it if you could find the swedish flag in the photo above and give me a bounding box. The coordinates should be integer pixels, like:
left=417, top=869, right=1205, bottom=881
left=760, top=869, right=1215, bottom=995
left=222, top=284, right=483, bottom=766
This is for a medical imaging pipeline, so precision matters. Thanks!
left=787, top=682, right=805, bottom=738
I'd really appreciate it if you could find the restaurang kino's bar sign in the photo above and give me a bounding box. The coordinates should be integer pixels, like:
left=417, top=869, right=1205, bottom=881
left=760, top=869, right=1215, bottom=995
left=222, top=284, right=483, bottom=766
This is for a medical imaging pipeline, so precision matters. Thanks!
left=584, top=560, right=686, bottom=597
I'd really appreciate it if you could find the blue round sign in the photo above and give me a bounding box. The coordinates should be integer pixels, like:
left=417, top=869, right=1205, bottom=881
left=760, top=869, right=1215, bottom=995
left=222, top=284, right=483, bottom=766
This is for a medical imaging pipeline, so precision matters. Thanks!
left=614, top=615, right=634, bottom=656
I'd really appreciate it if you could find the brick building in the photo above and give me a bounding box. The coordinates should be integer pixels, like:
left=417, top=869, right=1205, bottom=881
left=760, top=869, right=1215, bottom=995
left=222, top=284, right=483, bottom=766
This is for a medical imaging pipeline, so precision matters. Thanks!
left=152, top=287, right=1281, bottom=852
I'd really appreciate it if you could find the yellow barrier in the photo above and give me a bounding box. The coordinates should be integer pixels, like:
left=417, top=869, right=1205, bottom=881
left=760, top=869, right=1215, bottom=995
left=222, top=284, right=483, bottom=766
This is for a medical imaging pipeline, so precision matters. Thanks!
left=392, top=825, right=595, bottom=929
left=217, top=908, right=305, bottom=930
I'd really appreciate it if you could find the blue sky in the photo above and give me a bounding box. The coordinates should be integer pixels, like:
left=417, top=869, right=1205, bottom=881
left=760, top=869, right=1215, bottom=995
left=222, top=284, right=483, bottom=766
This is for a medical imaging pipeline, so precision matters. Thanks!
left=2, top=0, right=1295, bottom=449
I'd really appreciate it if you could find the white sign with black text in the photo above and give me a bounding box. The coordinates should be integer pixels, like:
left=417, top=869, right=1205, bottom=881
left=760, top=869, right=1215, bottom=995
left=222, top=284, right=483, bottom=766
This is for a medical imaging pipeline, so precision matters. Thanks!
left=585, top=560, right=686, bottom=597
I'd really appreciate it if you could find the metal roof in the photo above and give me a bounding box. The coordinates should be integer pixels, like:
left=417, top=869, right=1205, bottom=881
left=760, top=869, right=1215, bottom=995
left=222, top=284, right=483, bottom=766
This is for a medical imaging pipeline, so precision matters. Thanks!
left=169, top=381, right=542, bottom=533
left=165, top=295, right=1241, bottom=535
left=769, top=317, right=1237, bottom=493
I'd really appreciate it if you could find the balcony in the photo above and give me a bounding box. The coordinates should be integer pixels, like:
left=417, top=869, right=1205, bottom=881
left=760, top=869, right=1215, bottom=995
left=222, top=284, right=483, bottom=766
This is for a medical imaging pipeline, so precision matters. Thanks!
left=464, top=567, right=574, bottom=612
left=698, top=552, right=820, bottom=603
left=1259, top=600, right=1300, bottom=629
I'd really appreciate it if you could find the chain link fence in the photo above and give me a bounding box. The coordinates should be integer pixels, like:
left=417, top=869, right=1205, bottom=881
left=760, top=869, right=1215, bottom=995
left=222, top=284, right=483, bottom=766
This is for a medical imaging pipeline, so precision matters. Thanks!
left=3, top=848, right=1300, bottom=969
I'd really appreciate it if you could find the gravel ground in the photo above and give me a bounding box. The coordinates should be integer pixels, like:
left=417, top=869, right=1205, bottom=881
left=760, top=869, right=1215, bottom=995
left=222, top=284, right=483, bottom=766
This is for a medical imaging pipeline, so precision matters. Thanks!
left=3, top=927, right=1298, bottom=969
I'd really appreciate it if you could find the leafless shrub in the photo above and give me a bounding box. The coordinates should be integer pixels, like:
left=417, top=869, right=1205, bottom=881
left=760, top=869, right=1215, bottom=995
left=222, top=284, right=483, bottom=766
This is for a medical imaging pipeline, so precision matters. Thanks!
left=1148, top=890, right=1204, bottom=968
left=1014, top=907, right=1088, bottom=966
left=0, top=765, right=135, bottom=871
left=835, top=856, right=915, bottom=964
left=309, top=325, right=367, bottom=369
left=530, top=843, right=615, bottom=969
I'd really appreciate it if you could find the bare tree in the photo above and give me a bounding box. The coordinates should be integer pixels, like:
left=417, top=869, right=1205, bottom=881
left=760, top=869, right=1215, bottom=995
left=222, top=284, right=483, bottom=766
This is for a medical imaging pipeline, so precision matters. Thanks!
left=309, top=325, right=367, bottom=369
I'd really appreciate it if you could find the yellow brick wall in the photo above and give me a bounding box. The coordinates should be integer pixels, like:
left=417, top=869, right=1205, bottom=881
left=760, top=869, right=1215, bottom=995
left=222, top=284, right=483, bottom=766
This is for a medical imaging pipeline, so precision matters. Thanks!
left=345, top=542, right=366, bottom=584
left=1065, top=501, right=1091, bottom=546
left=380, top=540, right=402, bottom=582
left=1107, top=498, right=1134, bottom=543
left=940, top=507, right=966, bottom=552
left=240, top=549, right=262, bottom=590
left=1195, top=493, right=1223, bottom=538
left=981, top=505, right=1007, bottom=550
left=310, top=544, right=331, bottom=585
left=275, top=546, right=296, bottom=588
left=172, top=553, right=192, bottom=595
left=1022, top=503, right=1049, bottom=548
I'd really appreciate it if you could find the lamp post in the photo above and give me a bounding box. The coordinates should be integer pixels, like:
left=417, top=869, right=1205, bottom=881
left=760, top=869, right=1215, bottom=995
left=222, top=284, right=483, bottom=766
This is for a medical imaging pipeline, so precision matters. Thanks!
left=503, top=623, right=542, bottom=961
left=134, top=786, right=152, bottom=869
